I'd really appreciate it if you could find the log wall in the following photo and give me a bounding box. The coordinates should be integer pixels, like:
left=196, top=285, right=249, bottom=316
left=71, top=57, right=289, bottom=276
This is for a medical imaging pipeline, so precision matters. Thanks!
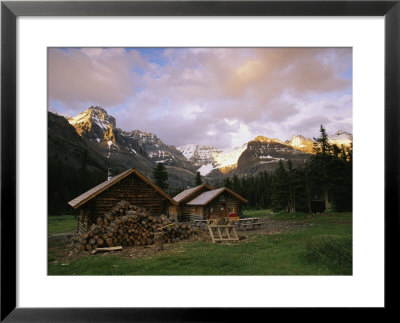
left=181, top=192, right=243, bottom=222
left=205, top=192, right=241, bottom=219
left=177, top=185, right=211, bottom=221
left=82, top=173, right=172, bottom=224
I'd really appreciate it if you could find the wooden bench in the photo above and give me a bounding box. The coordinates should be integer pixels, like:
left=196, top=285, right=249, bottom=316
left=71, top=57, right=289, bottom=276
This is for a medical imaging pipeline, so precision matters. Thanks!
left=237, top=218, right=263, bottom=230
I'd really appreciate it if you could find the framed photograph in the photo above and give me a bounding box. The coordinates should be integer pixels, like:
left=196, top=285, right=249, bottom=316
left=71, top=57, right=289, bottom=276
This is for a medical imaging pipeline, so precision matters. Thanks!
left=1, top=0, right=399, bottom=321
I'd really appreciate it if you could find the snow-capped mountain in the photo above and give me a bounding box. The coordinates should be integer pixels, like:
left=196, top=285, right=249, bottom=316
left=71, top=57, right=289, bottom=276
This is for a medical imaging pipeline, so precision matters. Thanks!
left=68, top=105, right=117, bottom=143
left=285, top=131, right=352, bottom=154
left=177, top=144, right=221, bottom=167
left=177, top=144, right=248, bottom=176
left=125, top=130, right=193, bottom=169
left=61, top=105, right=353, bottom=186
left=67, top=106, right=193, bottom=170
left=285, top=135, right=315, bottom=154
left=328, top=130, right=353, bottom=147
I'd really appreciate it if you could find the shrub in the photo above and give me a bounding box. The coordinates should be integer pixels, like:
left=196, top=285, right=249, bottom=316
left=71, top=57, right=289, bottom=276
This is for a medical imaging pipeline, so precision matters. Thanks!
left=305, top=235, right=352, bottom=274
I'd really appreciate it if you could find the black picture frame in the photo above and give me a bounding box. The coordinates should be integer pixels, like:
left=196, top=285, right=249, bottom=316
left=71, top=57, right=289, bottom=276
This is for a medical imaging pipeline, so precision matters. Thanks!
left=1, top=1, right=399, bottom=321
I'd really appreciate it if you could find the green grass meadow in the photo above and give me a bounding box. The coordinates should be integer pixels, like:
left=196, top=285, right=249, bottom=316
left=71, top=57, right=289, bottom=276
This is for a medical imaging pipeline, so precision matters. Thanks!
left=48, top=210, right=352, bottom=275
left=48, top=215, right=77, bottom=234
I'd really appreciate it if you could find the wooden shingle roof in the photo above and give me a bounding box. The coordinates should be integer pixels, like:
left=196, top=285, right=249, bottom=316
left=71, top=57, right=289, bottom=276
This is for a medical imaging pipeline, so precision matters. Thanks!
left=68, top=168, right=177, bottom=209
left=172, top=183, right=212, bottom=204
left=186, top=187, right=248, bottom=206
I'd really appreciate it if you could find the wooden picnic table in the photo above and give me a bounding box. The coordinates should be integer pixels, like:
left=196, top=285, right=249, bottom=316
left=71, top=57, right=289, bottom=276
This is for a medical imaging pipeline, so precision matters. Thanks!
left=237, top=217, right=262, bottom=230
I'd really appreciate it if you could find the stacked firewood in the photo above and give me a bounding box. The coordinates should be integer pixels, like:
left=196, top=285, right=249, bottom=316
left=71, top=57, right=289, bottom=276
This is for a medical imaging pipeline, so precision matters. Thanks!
left=79, top=200, right=196, bottom=251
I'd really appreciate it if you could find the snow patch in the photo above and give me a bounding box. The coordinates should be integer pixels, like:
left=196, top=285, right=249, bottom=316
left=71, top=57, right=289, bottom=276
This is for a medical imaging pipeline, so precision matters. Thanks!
left=197, top=163, right=217, bottom=176
left=155, top=159, right=169, bottom=163
left=212, top=144, right=247, bottom=168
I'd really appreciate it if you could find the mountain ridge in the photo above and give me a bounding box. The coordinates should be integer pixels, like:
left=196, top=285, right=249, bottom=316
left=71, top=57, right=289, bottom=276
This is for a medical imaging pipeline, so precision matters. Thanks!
left=57, top=105, right=353, bottom=185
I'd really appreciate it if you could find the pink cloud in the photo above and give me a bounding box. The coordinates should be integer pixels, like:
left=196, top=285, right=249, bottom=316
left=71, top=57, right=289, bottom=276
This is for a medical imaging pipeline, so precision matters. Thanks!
left=48, top=48, right=144, bottom=109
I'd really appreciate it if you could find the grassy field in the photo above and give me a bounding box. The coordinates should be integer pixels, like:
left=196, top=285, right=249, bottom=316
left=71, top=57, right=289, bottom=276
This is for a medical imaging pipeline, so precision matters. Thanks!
left=48, top=210, right=352, bottom=275
left=48, top=215, right=77, bottom=234
left=244, top=209, right=352, bottom=222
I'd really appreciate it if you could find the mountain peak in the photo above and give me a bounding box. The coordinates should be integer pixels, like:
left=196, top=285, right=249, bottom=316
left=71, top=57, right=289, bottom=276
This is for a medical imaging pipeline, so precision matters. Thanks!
left=69, top=105, right=116, bottom=128
left=129, top=130, right=160, bottom=144
left=68, top=105, right=116, bottom=141
left=177, top=144, right=221, bottom=166
left=88, top=105, right=107, bottom=113
left=253, top=135, right=285, bottom=145
left=286, top=135, right=315, bottom=154
left=331, top=130, right=352, bottom=138
left=328, top=130, right=353, bottom=146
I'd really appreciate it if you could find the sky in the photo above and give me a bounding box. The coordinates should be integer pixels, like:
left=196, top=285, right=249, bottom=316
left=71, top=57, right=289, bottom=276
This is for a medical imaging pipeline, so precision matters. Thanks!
left=48, top=47, right=352, bottom=149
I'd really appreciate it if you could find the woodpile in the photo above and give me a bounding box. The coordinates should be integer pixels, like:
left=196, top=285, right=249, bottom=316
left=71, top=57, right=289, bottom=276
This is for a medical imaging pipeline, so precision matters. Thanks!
left=79, top=200, right=196, bottom=251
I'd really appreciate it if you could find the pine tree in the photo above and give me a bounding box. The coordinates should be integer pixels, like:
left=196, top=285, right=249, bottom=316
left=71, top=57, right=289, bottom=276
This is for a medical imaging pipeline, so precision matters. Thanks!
left=311, top=125, right=333, bottom=213
left=260, top=171, right=271, bottom=209
left=329, top=145, right=352, bottom=212
left=307, top=125, right=353, bottom=213
left=223, top=177, right=232, bottom=189
left=271, top=160, right=288, bottom=211
left=313, top=125, right=331, bottom=155
left=304, top=161, right=313, bottom=214
left=232, top=174, right=240, bottom=193
left=152, top=163, right=169, bottom=190
left=194, top=171, right=203, bottom=186
left=286, top=159, right=296, bottom=213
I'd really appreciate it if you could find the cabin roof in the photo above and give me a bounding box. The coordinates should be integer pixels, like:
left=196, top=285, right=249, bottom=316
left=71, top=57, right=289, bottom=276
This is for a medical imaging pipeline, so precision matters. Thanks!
left=68, top=168, right=177, bottom=209
left=186, top=187, right=248, bottom=206
left=173, top=183, right=211, bottom=204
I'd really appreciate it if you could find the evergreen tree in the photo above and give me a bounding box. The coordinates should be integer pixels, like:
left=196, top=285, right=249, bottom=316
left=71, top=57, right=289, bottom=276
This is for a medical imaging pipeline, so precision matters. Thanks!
left=286, top=159, right=296, bottom=213
left=194, top=171, right=203, bottom=186
left=232, top=174, right=240, bottom=193
left=313, top=125, right=331, bottom=155
left=152, top=163, right=169, bottom=190
left=260, top=171, right=271, bottom=209
left=223, top=177, right=232, bottom=189
left=329, top=144, right=352, bottom=212
left=303, top=161, right=313, bottom=214
left=271, top=160, right=288, bottom=211
left=307, top=125, right=353, bottom=213
left=311, top=125, right=333, bottom=213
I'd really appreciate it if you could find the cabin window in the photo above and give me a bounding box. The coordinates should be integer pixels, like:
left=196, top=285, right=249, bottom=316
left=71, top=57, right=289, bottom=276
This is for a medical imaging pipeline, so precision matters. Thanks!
left=220, top=195, right=225, bottom=202
left=195, top=207, right=199, bottom=213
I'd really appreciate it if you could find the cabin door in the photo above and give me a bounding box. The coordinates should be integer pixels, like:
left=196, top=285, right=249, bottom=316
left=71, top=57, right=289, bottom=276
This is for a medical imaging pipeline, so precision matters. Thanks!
left=219, top=203, right=227, bottom=217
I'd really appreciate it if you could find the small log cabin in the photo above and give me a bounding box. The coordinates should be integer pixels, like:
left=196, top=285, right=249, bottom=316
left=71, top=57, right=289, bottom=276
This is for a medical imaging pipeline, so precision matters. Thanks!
left=68, top=168, right=177, bottom=231
left=171, top=184, right=247, bottom=222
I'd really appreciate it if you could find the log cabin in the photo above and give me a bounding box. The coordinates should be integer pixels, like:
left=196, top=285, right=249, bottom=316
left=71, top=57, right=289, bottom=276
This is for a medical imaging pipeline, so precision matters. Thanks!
left=172, top=184, right=247, bottom=222
left=170, top=184, right=212, bottom=221
left=68, top=168, right=177, bottom=232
